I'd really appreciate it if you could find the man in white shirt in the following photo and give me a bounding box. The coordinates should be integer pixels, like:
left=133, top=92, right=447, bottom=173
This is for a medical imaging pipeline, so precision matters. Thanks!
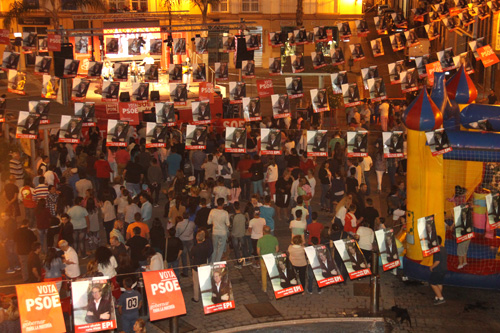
left=248, top=208, right=266, bottom=267
left=291, top=197, right=309, bottom=224
left=58, top=240, right=80, bottom=279
left=207, top=198, right=230, bottom=262
left=355, top=221, right=375, bottom=263
left=75, top=173, right=93, bottom=198
left=213, top=177, right=231, bottom=205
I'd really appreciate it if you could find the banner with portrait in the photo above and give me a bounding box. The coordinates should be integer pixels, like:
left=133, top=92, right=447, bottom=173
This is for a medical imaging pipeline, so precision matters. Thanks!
left=101, top=81, right=120, bottom=102
left=368, top=78, right=387, bottom=102
left=486, top=193, right=500, bottom=229
left=150, top=38, right=163, bottom=56
left=2, top=51, right=20, bottom=70
left=347, top=131, right=368, bottom=157
left=215, top=62, right=229, bottom=81
left=311, top=51, right=327, bottom=69
left=71, top=78, right=91, bottom=102
left=269, top=31, right=283, bottom=47
left=242, top=97, right=261, bottom=122
left=8, top=70, right=26, bottom=95
left=306, top=130, right=328, bottom=157
left=155, top=102, right=176, bottom=126
left=382, top=131, right=404, bottom=158
left=16, top=281, right=66, bottom=333
left=330, top=47, right=345, bottom=66
left=260, top=128, right=282, bottom=155
left=262, top=253, right=303, bottom=299
left=355, top=20, right=369, bottom=37
left=198, top=262, right=235, bottom=315
left=106, top=119, right=129, bottom=147
left=370, top=38, right=384, bottom=57
left=16, top=111, right=39, bottom=139
left=63, top=59, right=80, bottom=78
left=169, top=83, right=187, bottom=106
left=437, top=47, right=456, bottom=71
left=341, top=83, right=361, bottom=107
left=145, top=122, right=167, bottom=148
left=310, top=89, right=329, bottom=113
left=59, top=115, right=82, bottom=143
left=186, top=125, right=207, bottom=150
left=304, top=245, right=344, bottom=287
left=72, top=277, right=117, bottom=333
left=285, top=77, right=303, bottom=99
left=425, top=22, right=440, bottom=41
left=349, top=43, right=365, bottom=61
left=375, top=229, right=401, bottom=271
left=172, top=38, right=186, bottom=55
left=229, top=82, right=246, bottom=104
left=415, top=55, right=430, bottom=78
left=271, top=94, right=291, bottom=119
left=453, top=205, right=474, bottom=243
left=87, top=61, right=103, bottom=79
left=361, top=66, right=379, bottom=90
left=400, top=69, right=419, bottom=93
left=453, top=52, right=474, bottom=74
left=331, top=72, right=347, bottom=94
left=334, top=239, right=371, bottom=280
left=242, top=60, right=255, bottom=78
left=191, top=100, right=211, bottom=125
left=168, top=64, right=183, bottom=83
left=388, top=60, right=405, bottom=84
left=222, top=35, right=236, bottom=52
left=75, top=102, right=96, bottom=127
left=291, top=55, right=305, bottom=73
left=268, top=57, right=281, bottom=75
left=113, top=63, right=129, bottom=82
left=34, top=56, right=51, bottom=75
left=245, top=34, right=261, bottom=50
left=29, top=101, right=50, bottom=124
left=144, top=64, right=159, bottom=82
left=142, top=269, right=186, bottom=321
left=22, top=32, right=37, bottom=52
left=195, top=37, right=208, bottom=54
left=417, top=215, right=440, bottom=257
left=225, top=127, right=247, bottom=153
left=192, top=63, right=206, bottom=82
left=132, top=82, right=149, bottom=101
left=425, top=129, right=452, bottom=156
left=256, top=79, right=274, bottom=98
left=41, top=75, right=59, bottom=99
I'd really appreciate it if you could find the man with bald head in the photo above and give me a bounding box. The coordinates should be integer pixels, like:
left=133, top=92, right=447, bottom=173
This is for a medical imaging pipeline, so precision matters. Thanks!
left=58, top=239, right=80, bottom=279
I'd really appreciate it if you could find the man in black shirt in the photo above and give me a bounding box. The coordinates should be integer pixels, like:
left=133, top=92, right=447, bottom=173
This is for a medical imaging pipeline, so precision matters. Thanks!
left=14, top=219, right=37, bottom=282
left=110, top=236, right=127, bottom=258
left=166, top=228, right=183, bottom=279
left=194, top=198, right=211, bottom=230
left=430, top=236, right=447, bottom=305
left=126, top=227, right=149, bottom=267
left=27, top=242, right=42, bottom=282
left=190, top=230, right=213, bottom=302
left=123, top=157, right=144, bottom=197
left=362, top=198, right=380, bottom=230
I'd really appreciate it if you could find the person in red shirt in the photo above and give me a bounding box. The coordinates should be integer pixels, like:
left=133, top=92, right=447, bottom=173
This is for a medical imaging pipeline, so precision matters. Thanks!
left=18, top=179, right=37, bottom=228
left=237, top=154, right=254, bottom=201
left=300, top=152, right=317, bottom=176
left=115, top=147, right=130, bottom=178
left=306, top=212, right=324, bottom=245
left=94, top=152, right=113, bottom=190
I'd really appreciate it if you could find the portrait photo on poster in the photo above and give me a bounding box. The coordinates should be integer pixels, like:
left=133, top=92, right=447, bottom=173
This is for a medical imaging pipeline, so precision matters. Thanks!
left=169, top=64, right=183, bottom=82
left=72, top=78, right=91, bottom=100
left=342, top=83, right=361, bottom=107
left=453, top=205, right=474, bottom=243
left=388, top=60, right=405, bottom=84
left=417, top=215, right=440, bottom=257
left=291, top=54, right=305, bottom=73
left=486, top=193, right=500, bottom=228
left=8, top=70, right=26, bottom=95
left=197, top=262, right=234, bottom=314
left=425, top=129, right=452, bottom=156
left=113, top=63, right=129, bottom=81
left=242, top=60, right=256, bottom=78
left=223, top=35, right=236, bottom=52
left=215, top=62, right=229, bottom=80
left=242, top=97, right=261, bottom=122
left=375, top=229, right=401, bottom=271
left=229, top=82, right=246, bottom=103
left=331, top=72, right=347, bottom=94
left=59, top=115, right=82, bottom=143
left=34, top=56, right=52, bottom=74
left=146, top=122, right=167, bottom=148
left=75, top=102, right=96, bottom=125
left=107, top=119, right=129, bottom=146
left=185, top=125, right=207, bottom=149
left=16, top=111, right=40, bottom=138
left=285, top=77, right=303, bottom=98
left=63, top=59, right=80, bottom=77
left=42, top=75, right=59, bottom=99
left=415, top=55, right=430, bottom=78
left=144, top=64, right=159, bottom=82
left=87, top=61, right=103, bottom=78
left=368, top=78, right=387, bottom=102
left=330, top=47, right=345, bottom=65
left=307, top=130, right=328, bottom=156
left=28, top=100, right=50, bottom=124
left=132, top=82, right=149, bottom=101
left=102, top=81, right=120, bottom=101
left=334, top=239, right=370, bottom=279
left=191, top=100, right=211, bottom=124
left=382, top=131, right=404, bottom=157
left=155, top=102, right=176, bottom=125
left=304, top=245, right=343, bottom=287
left=170, top=83, right=187, bottom=105
left=262, top=253, right=303, bottom=298
left=269, top=57, right=282, bottom=75
left=150, top=38, right=163, bottom=55
left=225, top=127, right=247, bottom=153
left=2, top=51, right=20, bottom=70
left=260, top=128, right=282, bottom=155
left=310, top=89, right=329, bottom=113
left=193, top=63, right=207, bottom=82
left=75, top=37, right=89, bottom=54
left=271, top=94, right=290, bottom=118
left=347, top=131, right=368, bottom=157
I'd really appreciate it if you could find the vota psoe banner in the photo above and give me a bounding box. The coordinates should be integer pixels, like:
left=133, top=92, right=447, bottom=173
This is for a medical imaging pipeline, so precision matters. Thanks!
left=16, top=282, right=66, bottom=333
left=142, top=269, right=186, bottom=321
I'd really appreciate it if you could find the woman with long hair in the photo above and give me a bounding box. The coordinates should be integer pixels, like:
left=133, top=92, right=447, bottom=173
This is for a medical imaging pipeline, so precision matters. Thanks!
left=86, top=198, right=100, bottom=252
left=144, top=246, right=164, bottom=272
left=35, top=198, right=51, bottom=254
left=95, top=246, right=117, bottom=278
left=43, top=247, right=65, bottom=290
left=100, top=192, right=116, bottom=244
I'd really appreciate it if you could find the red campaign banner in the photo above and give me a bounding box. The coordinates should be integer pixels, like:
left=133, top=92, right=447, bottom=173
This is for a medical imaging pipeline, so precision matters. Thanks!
left=353, top=56, right=365, bottom=62
left=456, top=232, right=474, bottom=244
left=347, top=152, right=368, bottom=158
left=186, top=145, right=207, bottom=150
left=256, top=79, right=274, bottom=98
left=221, top=118, right=246, bottom=128
left=76, top=321, right=116, bottom=333
left=372, top=96, right=387, bottom=103
left=199, top=82, right=214, bottom=103
left=59, top=138, right=80, bottom=144
left=229, top=99, right=242, bottom=105
left=308, top=151, right=328, bottom=157
left=382, top=260, right=401, bottom=271
left=71, top=96, right=86, bottom=102
left=0, top=29, right=9, bottom=45
left=82, top=122, right=96, bottom=127
left=261, top=150, right=282, bottom=156
left=431, top=147, right=452, bottom=156
left=225, top=148, right=246, bottom=153
left=8, top=87, right=26, bottom=95
left=289, top=93, right=304, bottom=99
left=16, top=134, right=37, bottom=139
left=402, top=86, right=419, bottom=93
left=275, top=285, right=303, bottom=299
left=119, top=102, right=140, bottom=125
left=204, top=300, right=235, bottom=315
left=247, top=116, right=262, bottom=122
left=105, top=103, right=119, bottom=114
left=47, top=34, right=61, bottom=52
left=317, top=275, right=344, bottom=288
left=478, top=45, right=500, bottom=68
left=40, top=119, right=50, bottom=125
left=313, top=107, right=329, bottom=113
left=425, top=61, right=443, bottom=86
left=348, top=268, right=371, bottom=280
left=273, top=112, right=291, bottom=119
left=385, top=152, right=404, bottom=158
left=142, top=269, right=186, bottom=321
left=344, top=101, right=362, bottom=108
left=422, top=246, right=440, bottom=257
left=192, top=119, right=211, bottom=126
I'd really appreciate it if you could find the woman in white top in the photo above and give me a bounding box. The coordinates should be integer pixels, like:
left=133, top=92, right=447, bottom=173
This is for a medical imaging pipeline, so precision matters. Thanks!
left=101, top=193, right=117, bottom=243
left=266, top=159, right=279, bottom=197
left=124, top=196, right=141, bottom=224
left=306, top=169, right=316, bottom=198
left=145, top=246, right=164, bottom=271
left=96, top=246, right=118, bottom=278
left=114, top=188, right=130, bottom=221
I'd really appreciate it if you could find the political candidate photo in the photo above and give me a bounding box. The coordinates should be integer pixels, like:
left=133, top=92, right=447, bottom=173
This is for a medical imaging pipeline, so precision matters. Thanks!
left=75, top=102, right=96, bottom=123
left=132, top=82, right=149, bottom=101
left=88, top=61, right=103, bottom=77
left=71, top=78, right=91, bottom=98
left=261, top=128, right=281, bottom=153
left=2, top=51, right=20, bottom=70
left=64, top=59, right=80, bottom=77
left=225, top=127, right=247, bottom=151
left=34, top=56, right=51, bottom=74
left=186, top=125, right=207, bottom=149
left=102, top=81, right=120, bottom=100
left=156, top=102, right=176, bottom=124
left=59, top=115, right=82, bottom=142
left=243, top=97, right=261, bottom=121
left=286, top=77, right=303, bottom=96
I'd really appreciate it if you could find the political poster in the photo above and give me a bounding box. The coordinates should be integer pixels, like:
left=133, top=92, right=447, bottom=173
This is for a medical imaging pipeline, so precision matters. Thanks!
left=29, top=100, right=50, bottom=124
left=8, top=70, right=26, bottom=95
left=310, top=89, right=329, bottom=113
left=145, top=122, right=167, bottom=148
left=375, top=229, right=401, bottom=271
left=119, top=102, right=140, bottom=126
left=142, top=269, right=186, bottom=321
left=453, top=205, right=474, bottom=243
left=382, top=131, right=404, bottom=158
left=271, top=94, right=290, bottom=119
left=306, top=130, right=328, bottom=157
left=425, top=129, right=452, bottom=156
left=347, top=131, right=368, bottom=157
left=59, top=115, right=82, bottom=143
left=285, top=77, right=303, bottom=99
left=71, top=77, right=91, bottom=102
left=185, top=125, right=207, bottom=150
left=191, top=100, right=212, bottom=125
left=486, top=193, right=500, bottom=229
left=16, top=111, right=39, bottom=139
left=242, top=97, right=261, bottom=122
left=304, top=245, right=344, bottom=287
left=198, top=262, right=235, bottom=315
left=256, top=79, right=274, bottom=98
left=155, top=102, right=176, bottom=126
left=262, top=253, right=303, bottom=299
left=225, top=127, right=247, bottom=153
left=41, top=75, right=59, bottom=99
left=101, top=81, right=120, bottom=102
left=334, top=239, right=371, bottom=280
left=75, top=102, right=96, bottom=127
left=260, top=128, right=282, bottom=155
left=417, top=215, right=440, bottom=257
left=106, top=119, right=129, bottom=147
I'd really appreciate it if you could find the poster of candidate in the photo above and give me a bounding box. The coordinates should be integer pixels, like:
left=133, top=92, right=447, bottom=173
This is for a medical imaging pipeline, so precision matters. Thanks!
left=16, top=111, right=40, bottom=139
left=347, top=131, right=368, bottom=157
left=334, top=239, right=371, bottom=280
left=242, top=97, right=261, bottom=122
left=382, top=131, right=404, bottom=158
left=307, top=130, right=328, bottom=157
left=75, top=102, right=96, bottom=126
left=145, top=122, right=167, bottom=148
left=42, top=75, right=59, bottom=99
left=106, top=119, right=129, bottom=147
left=29, top=100, right=50, bottom=124
left=260, top=128, right=282, bottom=155
left=425, top=129, right=452, bottom=156
left=185, top=125, right=207, bottom=150
left=417, top=215, right=440, bottom=257
left=453, top=205, right=474, bottom=243
left=375, top=229, right=401, bottom=271
left=59, top=115, right=82, bottom=143
left=304, top=244, right=344, bottom=287
left=225, top=127, right=247, bottom=153
left=198, top=262, right=235, bottom=314
left=262, top=253, right=303, bottom=299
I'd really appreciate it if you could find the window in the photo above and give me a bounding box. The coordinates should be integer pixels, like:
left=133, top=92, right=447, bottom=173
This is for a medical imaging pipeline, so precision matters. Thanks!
left=131, top=0, right=148, bottom=11
left=108, top=0, right=126, bottom=11
left=212, top=0, right=228, bottom=12
left=242, top=0, right=259, bottom=12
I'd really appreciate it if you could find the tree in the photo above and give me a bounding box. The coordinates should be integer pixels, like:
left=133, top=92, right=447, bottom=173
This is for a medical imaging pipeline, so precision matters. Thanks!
left=3, top=0, right=107, bottom=30
left=161, top=0, right=182, bottom=28
left=296, top=0, right=303, bottom=26
left=191, top=0, right=221, bottom=25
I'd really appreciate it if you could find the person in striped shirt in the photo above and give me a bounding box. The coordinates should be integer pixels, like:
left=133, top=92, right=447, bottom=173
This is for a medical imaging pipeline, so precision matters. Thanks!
left=34, top=177, right=49, bottom=202
left=9, top=152, right=24, bottom=188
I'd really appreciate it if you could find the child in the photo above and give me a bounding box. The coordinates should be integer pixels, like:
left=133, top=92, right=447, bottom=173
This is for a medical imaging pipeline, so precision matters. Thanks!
left=306, top=212, right=324, bottom=245
left=343, top=204, right=358, bottom=236
left=118, top=277, right=143, bottom=333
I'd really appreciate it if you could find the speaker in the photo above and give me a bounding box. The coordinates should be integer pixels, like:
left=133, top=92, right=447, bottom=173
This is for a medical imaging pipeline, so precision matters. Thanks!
left=119, top=92, right=130, bottom=102
left=53, top=43, right=74, bottom=78
left=14, top=37, right=22, bottom=46
left=150, top=90, right=160, bottom=101
left=234, top=36, right=254, bottom=69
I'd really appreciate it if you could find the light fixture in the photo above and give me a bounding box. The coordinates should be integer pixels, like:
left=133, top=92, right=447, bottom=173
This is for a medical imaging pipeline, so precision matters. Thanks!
left=14, top=32, right=22, bottom=37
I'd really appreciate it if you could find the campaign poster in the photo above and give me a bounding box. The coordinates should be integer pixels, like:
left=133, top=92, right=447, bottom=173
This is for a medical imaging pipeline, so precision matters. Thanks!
left=242, top=60, right=255, bottom=79
left=71, top=77, right=91, bottom=102
left=291, top=55, right=305, bottom=73
left=368, top=78, right=387, bottom=102
left=260, top=128, right=282, bottom=155
left=413, top=7, right=428, bottom=22
left=72, top=277, right=117, bottom=333
left=486, top=193, right=500, bottom=229
left=128, top=38, right=142, bottom=55
left=132, top=82, right=149, bottom=101
left=192, top=63, right=206, bottom=82
left=429, top=9, right=441, bottom=22
left=113, top=63, right=129, bottom=82
left=285, top=77, right=303, bottom=99
left=477, top=3, right=491, bottom=20
left=417, top=215, right=440, bottom=257
left=349, top=43, right=365, bottom=61
left=119, top=102, right=140, bottom=125
left=225, top=127, right=247, bottom=153
left=331, top=72, right=347, bottom=94
left=374, top=16, right=387, bottom=34
left=310, top=89, right=329, bottom=113
left=2, top=51, right=20, bottom=70
left=311, top=51, right=327, bottom=69
left=405, top=29, right=420, bottom=47
left=388, top=60, right=405, bottom=84
left=198, top=262, right=235, bottom=315
left=199, top=82, right=214, bottom=103
left=16, top=111, right=40, bottom=139
left=256, top=79, right=274, bottom=98
left=304, top=244, right=344, bottom=287
left=0, top=29, right=10, bottom=45
left=371, top=38, right=384, bottom=57
left=215, top=62, right=229, bottom=81
left=338, top=22, right=352, bottom=39
left=172, top=38, right=186, bottom=55
left=266, top=57, right=281, bottom=76
left=415, top=55, right=430, bottom=78
left=425, top=129, right=452, bottom=156
left=488, top=0, right=500, bottom=13
left=229, top=82, right=246, bottom=104
left=168, top=64, right=183, bottom=83
left=341, top=83, right=361, bottom=107
left=191, top=100, right=211, bottom=125
left=195, top=37, right=208, bottom=54
left=269, top=31, right=283, bottom=47
left=29, top=100, right=50, bottom=124
left=382, top=131, right=404, bottom=158
left=333, top=239, right=371, bottom=280
left=105, top=38, right=119, bottom=54
left=74, top=37, right=89, bottom=54
left=106, top=119, right=129, bottom=147
left=271, top=94, right=291, bottom=119
left=262, top=253, right=303, bottom=299
left=186, top=125, right=207, bottom=150
left=245, top=34, right=260, bottom=50
left=142, top=269, right=186, bottom=321
left=355, top=20, right=370, bottom=37
left=41, top=75, right=59, bottom=99
left=242, top=97, right=261, bottom=122
left=330, top=47, right=345, bottom=65
left=222, top=35, right=236, bottom=52
left=362, top=66, right=379, bottom=89
left=155, top=102, right=176, bottom=126
left=149, top=38, right=163, bottom=56
left=425, top=61, right=443, bottom=86
left=87, top=61, right=103, bottom=79
left=170, top=83, right=187, bottom=106
left=391, top=12, right=407, bottom=28
left=16, top=282, right=65, bottom=333
left=292, top=28, right=308, bottom=44
left=477, top=45, right=500, bottom=68
left=425, top=22, right=440, bottom=41
left=75, top=102, right=96, bottom=127
left=453, top=205, right=474, bottom=243
left=390, top=33, right=406, bottom=52
left=144, top=64, right=159, bottom=82
left=63, top=59, right=80, bottom=78
left=469, top=38, right=485, bottom=60
left=459, top=10, right=475, bottom=27
left=400, top=69, right=419, bottom=93
left=145, top=122, right=167, bottom=148
left=22, top=32, right=37, bottom=52
left=59, top=115, right=82, bottom=143
left=8, top=70, right=26, bottom=95
left=307, top=130, right=328, bottom=157
left=347, top=131, right=368, bottom=157
left=101, top=81, right=120, bottom=102
left=375, top=229, right=401, bottom=271
left=34, top=56, right=51, bottom=75
left=453, top=52, right=475, bottom=74
left=437, top=48, right=456, bottom=71
left=47, top=33, right=61, bottom=52
left=38, top=38, right=48, bottom=52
